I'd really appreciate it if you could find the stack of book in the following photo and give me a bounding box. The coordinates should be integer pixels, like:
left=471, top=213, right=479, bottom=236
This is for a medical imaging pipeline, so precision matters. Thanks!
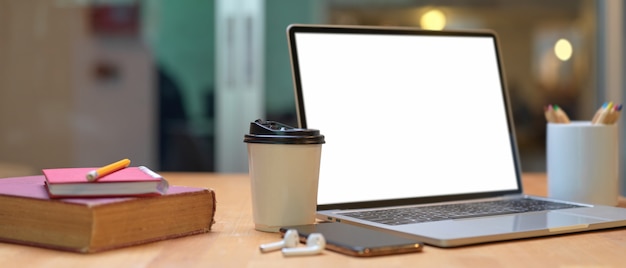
left=0, top=162, right=216, bottom=253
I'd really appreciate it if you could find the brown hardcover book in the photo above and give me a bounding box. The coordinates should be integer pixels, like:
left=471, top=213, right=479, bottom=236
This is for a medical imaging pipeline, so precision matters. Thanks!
left=0, top=175, right=216, bottom=253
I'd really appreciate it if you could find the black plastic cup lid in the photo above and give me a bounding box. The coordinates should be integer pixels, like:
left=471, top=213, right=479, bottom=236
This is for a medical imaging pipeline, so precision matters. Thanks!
left=243, top=119, right=325, bottom=145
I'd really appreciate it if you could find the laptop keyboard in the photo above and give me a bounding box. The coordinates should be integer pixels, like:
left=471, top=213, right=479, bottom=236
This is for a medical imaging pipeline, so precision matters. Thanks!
left=339, top=199, right=583, bottom=226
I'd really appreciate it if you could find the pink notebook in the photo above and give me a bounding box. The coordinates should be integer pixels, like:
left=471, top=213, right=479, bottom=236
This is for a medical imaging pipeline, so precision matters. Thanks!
left=42, top=166, right=169, bottom=198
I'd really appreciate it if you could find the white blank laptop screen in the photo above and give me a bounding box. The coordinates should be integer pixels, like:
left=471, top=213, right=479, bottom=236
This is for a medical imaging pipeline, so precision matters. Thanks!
left=292, top=30, right=520, bottom=206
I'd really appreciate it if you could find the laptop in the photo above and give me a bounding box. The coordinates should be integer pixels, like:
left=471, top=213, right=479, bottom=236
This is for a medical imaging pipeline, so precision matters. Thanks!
left=286, top=24, right=626, bottom=247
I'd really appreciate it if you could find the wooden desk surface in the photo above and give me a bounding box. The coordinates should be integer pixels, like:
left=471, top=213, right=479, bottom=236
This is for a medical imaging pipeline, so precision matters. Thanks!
left=2, top=173, right=626, bottom=267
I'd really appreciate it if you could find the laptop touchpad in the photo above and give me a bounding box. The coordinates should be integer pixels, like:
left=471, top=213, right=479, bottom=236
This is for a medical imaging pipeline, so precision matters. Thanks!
left=513, top=211, right=605, bottom=232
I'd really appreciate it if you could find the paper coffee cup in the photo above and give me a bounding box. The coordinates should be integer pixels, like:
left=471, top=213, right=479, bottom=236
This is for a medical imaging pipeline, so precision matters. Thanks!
left=244, top=119, right=325, bottom=232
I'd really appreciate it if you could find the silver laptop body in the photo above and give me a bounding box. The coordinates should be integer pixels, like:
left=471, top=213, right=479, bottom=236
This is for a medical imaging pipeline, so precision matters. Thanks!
left=287, top=24, right=626, bottom=247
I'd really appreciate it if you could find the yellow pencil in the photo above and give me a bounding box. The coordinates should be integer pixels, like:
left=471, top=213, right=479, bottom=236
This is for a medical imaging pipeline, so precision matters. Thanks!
left=604, top=104, right=623, bottom=124
left=86, top=158, right=131, bottom=182
left=594, top=102, right=613, bottom=125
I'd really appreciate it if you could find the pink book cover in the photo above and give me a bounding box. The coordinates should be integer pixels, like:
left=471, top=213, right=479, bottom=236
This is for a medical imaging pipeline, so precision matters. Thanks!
left=42, top=166, right=161, bottom=184
left=41, top=167, right=169, bottom=198
left=0, top=175, right=204, bottom=205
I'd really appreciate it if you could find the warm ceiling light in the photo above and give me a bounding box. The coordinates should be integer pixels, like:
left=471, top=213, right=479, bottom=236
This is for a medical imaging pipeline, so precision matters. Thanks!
left=420, top=9, right=446, bottom=30
left=554, top=38, right=573, bottom=61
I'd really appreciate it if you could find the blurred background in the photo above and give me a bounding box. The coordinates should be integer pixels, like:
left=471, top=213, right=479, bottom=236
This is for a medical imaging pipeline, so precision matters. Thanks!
left=0, top=0, right=624, bottom=177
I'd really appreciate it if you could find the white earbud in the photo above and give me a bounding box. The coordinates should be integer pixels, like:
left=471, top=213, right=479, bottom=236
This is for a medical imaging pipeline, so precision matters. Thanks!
left=259, top=229, right=300, bottom=253
left=281, top=233, right=326, bottom=256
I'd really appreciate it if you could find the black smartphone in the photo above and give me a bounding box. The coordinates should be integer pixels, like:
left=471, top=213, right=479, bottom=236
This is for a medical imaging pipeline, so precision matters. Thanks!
left=279, top=222, right=424, bottom=257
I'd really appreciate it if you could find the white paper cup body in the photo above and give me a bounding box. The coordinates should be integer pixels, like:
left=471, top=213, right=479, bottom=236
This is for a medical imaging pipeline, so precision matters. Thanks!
left=247, top=143, right=322, bottom=232
left=547, top=122, right=619, bottom=206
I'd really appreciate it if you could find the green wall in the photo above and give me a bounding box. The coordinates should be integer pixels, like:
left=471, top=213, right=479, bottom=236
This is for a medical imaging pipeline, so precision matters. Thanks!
left=146, top=0, right=322, bottom=125
left=264, top=0, right=323, bottom=121
left=144, top=0, right=215, bottom=128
